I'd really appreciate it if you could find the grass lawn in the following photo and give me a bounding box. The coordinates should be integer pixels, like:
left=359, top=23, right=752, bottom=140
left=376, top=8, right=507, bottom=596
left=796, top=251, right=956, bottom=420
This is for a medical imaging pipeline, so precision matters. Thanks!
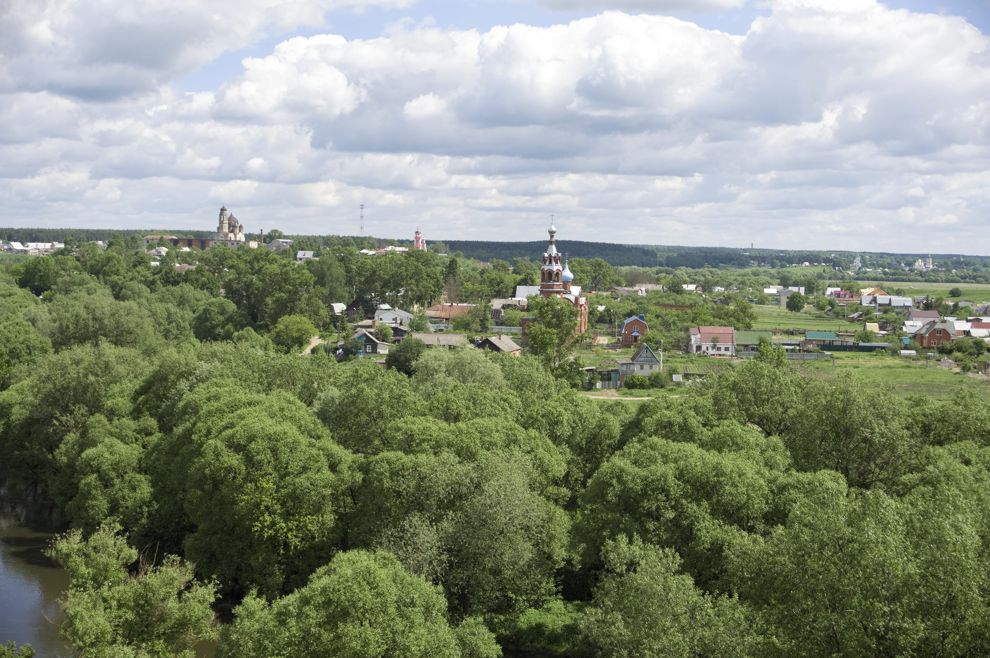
left=751, top=305, right=855, bottom=332
left=574, top=343, right=637, bottom=367
left=797, top=351, right=990, bottom=398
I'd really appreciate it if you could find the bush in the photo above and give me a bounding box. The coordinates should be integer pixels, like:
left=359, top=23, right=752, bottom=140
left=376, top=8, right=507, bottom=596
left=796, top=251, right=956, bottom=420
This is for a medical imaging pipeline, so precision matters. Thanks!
left=623, top=374, right=649, bottom=389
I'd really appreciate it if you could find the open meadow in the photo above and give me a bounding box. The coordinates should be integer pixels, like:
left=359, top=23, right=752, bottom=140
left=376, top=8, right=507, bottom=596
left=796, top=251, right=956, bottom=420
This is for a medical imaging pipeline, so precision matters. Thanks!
left=797, top=351, right=990, bottom=398
left=861, top=281, right=990, bottom=303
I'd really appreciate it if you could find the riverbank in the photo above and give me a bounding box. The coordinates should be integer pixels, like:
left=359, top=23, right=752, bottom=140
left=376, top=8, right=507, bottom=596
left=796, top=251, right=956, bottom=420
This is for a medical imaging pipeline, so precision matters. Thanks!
left=0, top=517, right=70, bottom=656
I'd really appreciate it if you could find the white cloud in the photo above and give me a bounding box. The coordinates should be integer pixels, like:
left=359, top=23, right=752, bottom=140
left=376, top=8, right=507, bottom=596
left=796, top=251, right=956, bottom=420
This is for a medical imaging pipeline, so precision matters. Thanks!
left=1, top=3, right=989, bottom=253
left=537, top=0, right=748, bottom=11
left=0, top=0, right=413, bottom=99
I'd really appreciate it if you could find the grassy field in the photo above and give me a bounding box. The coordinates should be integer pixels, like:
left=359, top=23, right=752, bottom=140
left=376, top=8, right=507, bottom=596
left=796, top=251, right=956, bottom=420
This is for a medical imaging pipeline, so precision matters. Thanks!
left=861, top=281, right=990, bottom=303
left=797, top=352, right=990, bottom=398
left=751, top=305, right=855, bottom=332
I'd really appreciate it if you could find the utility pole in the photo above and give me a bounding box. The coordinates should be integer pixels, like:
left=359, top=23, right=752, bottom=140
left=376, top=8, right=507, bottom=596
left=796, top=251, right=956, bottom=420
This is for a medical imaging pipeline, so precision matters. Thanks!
left=359, top=203, right=365, bottom=235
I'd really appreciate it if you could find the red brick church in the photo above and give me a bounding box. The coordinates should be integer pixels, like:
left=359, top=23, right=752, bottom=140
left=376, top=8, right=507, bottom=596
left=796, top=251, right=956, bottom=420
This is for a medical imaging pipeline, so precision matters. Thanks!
left=539, top=225, right=589, bottom=333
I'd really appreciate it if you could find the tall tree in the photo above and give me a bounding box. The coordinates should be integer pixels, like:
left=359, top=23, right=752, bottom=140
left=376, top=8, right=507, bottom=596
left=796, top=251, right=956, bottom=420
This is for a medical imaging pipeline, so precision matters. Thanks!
left=581, top=536, right=760, bottom=658
left=219, top=550, right=500, bottom=658
left=47, top=523, right=217, bottom=657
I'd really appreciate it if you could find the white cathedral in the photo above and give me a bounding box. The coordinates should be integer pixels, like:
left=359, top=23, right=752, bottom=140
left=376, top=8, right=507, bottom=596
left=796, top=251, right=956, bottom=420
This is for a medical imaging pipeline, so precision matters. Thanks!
left=215, top=206, right=246, bottom=245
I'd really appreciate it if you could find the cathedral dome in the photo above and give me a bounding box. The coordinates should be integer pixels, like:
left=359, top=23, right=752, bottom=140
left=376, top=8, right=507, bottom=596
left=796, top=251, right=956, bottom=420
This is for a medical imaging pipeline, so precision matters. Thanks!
left=562, top=260, right=574, bottom=282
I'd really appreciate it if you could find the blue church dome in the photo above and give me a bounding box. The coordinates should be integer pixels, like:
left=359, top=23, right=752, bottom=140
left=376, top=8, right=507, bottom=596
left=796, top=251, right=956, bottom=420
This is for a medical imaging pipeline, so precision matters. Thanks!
left=561, top=259, right=574, bottom=283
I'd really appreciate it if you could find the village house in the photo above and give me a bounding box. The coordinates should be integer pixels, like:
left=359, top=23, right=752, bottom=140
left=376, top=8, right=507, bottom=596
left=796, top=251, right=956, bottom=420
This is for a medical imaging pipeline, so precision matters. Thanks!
left=620, top=315, right=648, bottom=347
left=826, top=289, right=857, bottom=305
left=618, top=344, right=662, bottom=383
left=735, top=330, right=773, bottom=355
left=425, top=303, right=476, bottom=329
left=296, top=250, right=316, bottom=262
left=514, top=285, right=541, bottom=299
left=803, top=331, right=841, bottom=350
left=4, top=241, right=65, bottom=255
left=908, top=309, right=941, bottom=323
left=967, top=322, right=990, bottom=342
left=914, top=320, right=956, bottom=349
left=478, top=335, right=522, bottom=356
left=374, top=304, right=414, bottom=328
left=351, top=329, right=390, bottom=357
left=373, top=304, right=415, bottom=339
left=490, top=298, right=527, bottom=322
left=689, top=326, right=736, bottom=356
left=862, top=294, right=912, bottom=309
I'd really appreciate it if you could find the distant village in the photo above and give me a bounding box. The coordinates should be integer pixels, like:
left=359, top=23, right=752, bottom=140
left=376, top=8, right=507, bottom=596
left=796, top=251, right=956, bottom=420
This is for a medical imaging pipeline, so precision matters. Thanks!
left=3, top=206, right=988, bottom=389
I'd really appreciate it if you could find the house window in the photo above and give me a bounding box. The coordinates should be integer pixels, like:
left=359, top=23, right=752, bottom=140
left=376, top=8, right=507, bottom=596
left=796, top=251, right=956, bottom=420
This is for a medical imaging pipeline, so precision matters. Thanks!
left=365, top=345, right=373, bottom=353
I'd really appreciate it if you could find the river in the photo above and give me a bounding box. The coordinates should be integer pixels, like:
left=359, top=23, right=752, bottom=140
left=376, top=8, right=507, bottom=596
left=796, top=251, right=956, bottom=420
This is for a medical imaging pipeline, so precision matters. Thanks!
left=0, top=517, right=71, bottom=656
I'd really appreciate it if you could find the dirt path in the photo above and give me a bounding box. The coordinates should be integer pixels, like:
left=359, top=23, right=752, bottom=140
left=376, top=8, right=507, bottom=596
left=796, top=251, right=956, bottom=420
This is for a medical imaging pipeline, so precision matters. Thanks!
left=302, top=335, right=325, bottom=355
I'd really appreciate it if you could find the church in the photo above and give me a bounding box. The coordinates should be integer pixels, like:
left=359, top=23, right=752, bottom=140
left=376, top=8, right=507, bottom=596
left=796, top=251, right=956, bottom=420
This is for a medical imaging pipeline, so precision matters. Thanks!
left=538, top=225, right=589, bottom=333
left=215, top=206, right=246, bottom=245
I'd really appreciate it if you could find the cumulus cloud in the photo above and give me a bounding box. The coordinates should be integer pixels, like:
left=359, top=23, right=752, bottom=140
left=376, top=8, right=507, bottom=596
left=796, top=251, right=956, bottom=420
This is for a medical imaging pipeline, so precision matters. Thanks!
left=0, top=0, right=413, bottom=99
left=1, top=1, right=989, bottom=253
left=537, top=0, right=748, bottom=11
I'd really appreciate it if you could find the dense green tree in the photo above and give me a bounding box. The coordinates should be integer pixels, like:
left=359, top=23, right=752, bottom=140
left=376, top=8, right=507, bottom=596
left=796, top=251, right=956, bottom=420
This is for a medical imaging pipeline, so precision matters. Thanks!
left=373, top=323, right=394, bottom=342
left=385, top=337, right=426, bottom=376
left=314, top=361, right=426, bottom=453
left=525, top=296, right=580, bottom=372
left=52, top=414, right=156, bottom=533
left=0, top=643, right=34, bottom=658
left=786, top=377, right=915, bottom=489
left=191, top=297, right=242, bottom=341
left=48, top=523, right=217, bottom=657
left=581, top=537, right=760, bottom=658
left=219, top=550, right=499, bottom=658
left=574, top=434, right=787, bottom=587
left=0, top=318, right=51, bottom=389
left=221, top=249, right=327, bottom=328
left=305, top=252, right=349, bottom=305
left=709, top=359, right=801, bottom=437
left=728, top=486, right=990, bottom=656
left=270, top=313, right=318, bottom=353
left=150, top=386, right=355, bottom=596
left=45, top=291, right=158, bottom=351
left=569, top=257, right=622, bottom=291
left=0, top=344, right=152, bottom=499
left=16, top=255, right=63, bottom=295
left=520, top=392, right=622, bottom=494
left=446, top=453, right=569, bottom=615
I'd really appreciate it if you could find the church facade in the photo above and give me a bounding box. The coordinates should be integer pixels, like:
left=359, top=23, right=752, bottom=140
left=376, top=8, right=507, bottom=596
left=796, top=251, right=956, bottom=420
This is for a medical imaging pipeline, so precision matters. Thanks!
left=215, top=206, right=246, bottom=245
left=539, top=225, right=589, bottom=333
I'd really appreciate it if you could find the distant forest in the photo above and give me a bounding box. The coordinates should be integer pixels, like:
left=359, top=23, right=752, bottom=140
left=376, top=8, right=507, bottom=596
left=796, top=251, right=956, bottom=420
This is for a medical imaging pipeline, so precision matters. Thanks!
left=2, top=226, right=987, bottom=270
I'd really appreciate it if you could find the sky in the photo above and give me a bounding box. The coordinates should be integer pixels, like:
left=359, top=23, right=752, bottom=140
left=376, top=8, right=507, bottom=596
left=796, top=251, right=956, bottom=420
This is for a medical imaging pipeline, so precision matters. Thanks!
left=1, top=0, right=989, bottom=254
